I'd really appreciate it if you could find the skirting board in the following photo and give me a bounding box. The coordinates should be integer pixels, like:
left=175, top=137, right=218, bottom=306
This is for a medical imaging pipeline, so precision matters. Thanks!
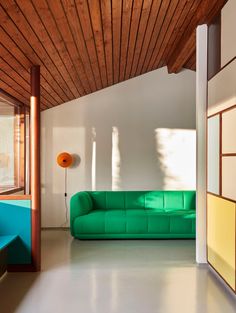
left=41, top=227, right=70, bottom=231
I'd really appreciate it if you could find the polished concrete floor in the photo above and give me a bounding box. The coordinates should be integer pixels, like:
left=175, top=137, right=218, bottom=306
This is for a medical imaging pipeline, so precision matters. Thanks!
left=0, top=230, right=235, bottom=313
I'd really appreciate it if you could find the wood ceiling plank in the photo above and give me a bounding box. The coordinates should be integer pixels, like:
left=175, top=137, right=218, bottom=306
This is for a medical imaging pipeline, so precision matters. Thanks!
left=168, top=30, right=196, bottom=73
left=125, top=0, right=144, bottom=80
left=0, top=31, right=62, bottom=108
left=47, top=0, right=92, bottom=94
left=112, top=0, right=122, bottom=84
left=75, top=0, right=103, bottom=89
left=87, top=0, right=108, bottom=88
left=100, top=0, right=113, bottom=86
left=0, top=80, right=29, bottom=106
left=183, top=50, right=195, bottom=69
left=149, top=0, right=188, bottom=71
left=119, top=0, right=133, bottom=82
left=167, top=0, right=226, bottom=73
left=0, top=68, right=30, bottom=99
left=140, top=0, right=171, bottom=74
left=0, top=48, right=54, bottom=108
left=31, top=0, right=86, bottom=97
left=0, top=35, right=56, bottom=107
left=0, top=56, right=49, bottom=107
left=161, top=0, right=199, bottom=67
left=14, top=0, right=79, bottom=99
left=0, top=3, right=67, bottom=104
left=61, top=0, right=97, bottom=92
left=130, top=0, right=153, bottom=78
left=0, top=67, right=47, bottom=110
left=135, top=0, right=163, bottom=76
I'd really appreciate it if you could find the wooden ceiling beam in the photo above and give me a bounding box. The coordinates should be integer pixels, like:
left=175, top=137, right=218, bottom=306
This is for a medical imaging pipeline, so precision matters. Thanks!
left=167, top=0, right=227, bottom=74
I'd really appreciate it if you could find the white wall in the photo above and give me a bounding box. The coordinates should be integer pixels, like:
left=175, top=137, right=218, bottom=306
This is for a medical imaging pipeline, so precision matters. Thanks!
left=221, top=0, right=236, bottom=67
left=41, top=67, right=196, bottom=227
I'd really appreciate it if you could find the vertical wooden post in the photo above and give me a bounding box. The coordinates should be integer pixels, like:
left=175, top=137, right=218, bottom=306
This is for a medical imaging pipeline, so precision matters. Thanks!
left=30, top=65, right=41, bottom=271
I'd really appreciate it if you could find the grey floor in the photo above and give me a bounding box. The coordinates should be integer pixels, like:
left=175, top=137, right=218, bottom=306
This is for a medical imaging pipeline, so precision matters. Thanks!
left=0, top=231, right=235, bottom=313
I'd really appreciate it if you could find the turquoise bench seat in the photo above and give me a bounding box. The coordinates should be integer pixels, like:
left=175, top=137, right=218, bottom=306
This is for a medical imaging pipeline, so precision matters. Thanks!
left=0, top=235, right=18, bottom=251
left=0, top=235, right=18, bottom=276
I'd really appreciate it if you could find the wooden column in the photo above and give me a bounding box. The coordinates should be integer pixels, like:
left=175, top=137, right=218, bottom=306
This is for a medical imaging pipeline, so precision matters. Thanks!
left=30, top=65, right=41, bottom=271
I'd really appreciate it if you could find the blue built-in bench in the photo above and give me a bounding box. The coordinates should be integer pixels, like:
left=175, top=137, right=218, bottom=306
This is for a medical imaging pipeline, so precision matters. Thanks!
left=0, top=235, right=18, bottom=251
left=0, top=235, right=18, bottom=276
left=0, top=199, right=32, bottom=274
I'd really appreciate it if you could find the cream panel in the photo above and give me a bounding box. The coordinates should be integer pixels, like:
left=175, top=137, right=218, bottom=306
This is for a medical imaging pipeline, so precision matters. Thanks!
left=222, top=107, right=236, bottom=153
left=221, top=0, right=236, bottom=67
left=207, top=194, right=236, bottom=290
left=208, top=59, right=236, bottom=116
left=207, top=116, right=220, bottom=194
left=222, top=157, right=236, bottom=201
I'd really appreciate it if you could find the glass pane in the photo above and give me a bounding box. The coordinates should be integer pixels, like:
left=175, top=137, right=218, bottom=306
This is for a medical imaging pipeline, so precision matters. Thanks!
left=0, top=101, right=23, bottom=193
left=0, top=102, right=15, bottom=190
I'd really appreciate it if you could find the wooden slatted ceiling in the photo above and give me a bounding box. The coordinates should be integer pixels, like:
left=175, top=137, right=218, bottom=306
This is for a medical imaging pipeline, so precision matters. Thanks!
left=0, top=0, right=227, bottom=110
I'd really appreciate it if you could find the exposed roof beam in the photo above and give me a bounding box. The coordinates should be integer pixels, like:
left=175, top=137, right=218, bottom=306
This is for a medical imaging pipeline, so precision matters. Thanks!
left=167, top=0, right=228, bottom=74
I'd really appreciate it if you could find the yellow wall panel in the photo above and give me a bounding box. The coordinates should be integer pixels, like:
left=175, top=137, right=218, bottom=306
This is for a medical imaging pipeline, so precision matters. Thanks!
left=207, top=194, right=236, bottom=290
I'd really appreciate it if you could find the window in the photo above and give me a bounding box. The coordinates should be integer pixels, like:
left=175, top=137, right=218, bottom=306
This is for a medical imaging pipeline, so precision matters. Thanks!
left=0, top=99, right=27, bottom=194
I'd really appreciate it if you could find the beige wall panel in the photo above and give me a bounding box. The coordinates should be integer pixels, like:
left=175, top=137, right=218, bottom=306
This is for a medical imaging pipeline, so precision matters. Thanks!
left=208, top=59, right=236, bottom=116
left=222, top=157, right=236, bottom=201
left=222, top=107, right=236, bottom=153
left=221, top=0, right=236, bottom=67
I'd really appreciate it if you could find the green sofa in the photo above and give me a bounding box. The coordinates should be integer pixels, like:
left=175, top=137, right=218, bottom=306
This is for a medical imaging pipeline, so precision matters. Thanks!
left=70, top=191, right=196, bottom=239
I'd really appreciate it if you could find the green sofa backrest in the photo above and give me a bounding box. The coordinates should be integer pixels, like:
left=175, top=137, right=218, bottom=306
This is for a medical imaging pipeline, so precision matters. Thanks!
left=87, top=191, right=196, bottom=211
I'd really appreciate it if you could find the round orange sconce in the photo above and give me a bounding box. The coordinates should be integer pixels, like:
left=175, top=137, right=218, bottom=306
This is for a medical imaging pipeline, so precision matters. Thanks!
left=57, top=152, right=73, bottom=168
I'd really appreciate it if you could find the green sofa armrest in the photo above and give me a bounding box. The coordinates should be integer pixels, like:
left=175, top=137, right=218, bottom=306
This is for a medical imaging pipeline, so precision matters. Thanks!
left=70, top=192, right=93, bottom=236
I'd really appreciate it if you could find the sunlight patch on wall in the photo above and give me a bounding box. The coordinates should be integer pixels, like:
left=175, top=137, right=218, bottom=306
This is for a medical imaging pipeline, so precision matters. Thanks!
left=155, top=128, right=196, bottom=190
left=91, top=127, right=96, bottom=191
left=112, top=127, right=121, bottom=191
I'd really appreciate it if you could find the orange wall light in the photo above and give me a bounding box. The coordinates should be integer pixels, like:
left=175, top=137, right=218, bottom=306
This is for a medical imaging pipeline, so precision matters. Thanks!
left=57, top=152, right=73, bottom=168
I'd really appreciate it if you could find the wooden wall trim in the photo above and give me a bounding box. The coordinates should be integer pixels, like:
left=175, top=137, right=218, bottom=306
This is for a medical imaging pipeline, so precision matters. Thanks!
left=207, top=104, right=236, bottom=118
left=0, top=195, right=31, bottom=200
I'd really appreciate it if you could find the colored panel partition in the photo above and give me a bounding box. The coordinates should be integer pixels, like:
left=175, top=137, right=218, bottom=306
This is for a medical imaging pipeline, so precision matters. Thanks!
left=222, top=108, right=236, bottom=153
left=208, top=58, right=236, bottom=116
left=207, top=194, right=236, bottom=290
left=0, top=200, right=31, bottom=264
left=222, top=157, right=236, bottom=201
left=207, top=115, right=220, bottom=194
